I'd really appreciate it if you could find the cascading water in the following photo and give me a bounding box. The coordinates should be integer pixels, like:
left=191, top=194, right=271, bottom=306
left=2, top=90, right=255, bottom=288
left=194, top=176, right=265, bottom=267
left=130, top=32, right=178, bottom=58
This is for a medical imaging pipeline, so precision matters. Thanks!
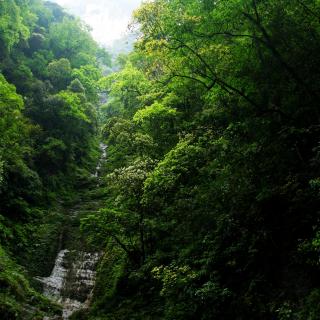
left=38, top=250, right=101, bottom=319
left=39, top=249, right=69, bottom=299
left=37, top=144, right=107, bottom=319
left=94, top=143, right=107, bottom=177
left=62, top=251, right=101, bottom=318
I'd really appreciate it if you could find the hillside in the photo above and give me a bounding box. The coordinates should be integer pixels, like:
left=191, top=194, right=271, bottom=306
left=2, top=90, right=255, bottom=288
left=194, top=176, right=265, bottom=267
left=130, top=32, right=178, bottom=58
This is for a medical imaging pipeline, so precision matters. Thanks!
left=1, top=0, right=320, bottom=319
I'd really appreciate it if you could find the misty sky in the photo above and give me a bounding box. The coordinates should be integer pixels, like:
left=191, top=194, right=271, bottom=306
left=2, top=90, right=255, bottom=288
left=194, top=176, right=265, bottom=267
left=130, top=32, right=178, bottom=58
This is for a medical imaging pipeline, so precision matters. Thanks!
left=50, top=0, right=142, bottom=46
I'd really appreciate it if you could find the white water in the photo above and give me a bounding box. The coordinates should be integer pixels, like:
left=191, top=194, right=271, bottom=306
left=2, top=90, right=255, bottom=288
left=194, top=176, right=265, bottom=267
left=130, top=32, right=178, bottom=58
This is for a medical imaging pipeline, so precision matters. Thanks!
left=38, top=250, right=101, bottom=319
left=37, top=249, right=69, bottom=299
left=94, top=143, right=107, bottom=177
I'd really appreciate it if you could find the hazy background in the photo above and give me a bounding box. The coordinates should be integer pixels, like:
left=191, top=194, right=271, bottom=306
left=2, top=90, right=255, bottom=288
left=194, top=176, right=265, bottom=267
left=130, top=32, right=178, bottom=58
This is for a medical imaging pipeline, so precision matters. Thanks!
left=50, top=0, right=142, bottom=47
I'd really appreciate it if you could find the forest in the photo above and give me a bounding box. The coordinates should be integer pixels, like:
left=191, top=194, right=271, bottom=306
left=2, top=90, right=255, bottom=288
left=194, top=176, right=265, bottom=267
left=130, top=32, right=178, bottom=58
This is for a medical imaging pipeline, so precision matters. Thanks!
left=1, top=0, right=320, bottom=319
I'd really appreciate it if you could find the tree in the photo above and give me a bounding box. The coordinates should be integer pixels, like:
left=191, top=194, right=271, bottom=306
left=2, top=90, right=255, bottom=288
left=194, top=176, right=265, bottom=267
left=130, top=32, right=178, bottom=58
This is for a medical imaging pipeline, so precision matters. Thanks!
left=49, top=17, right=98, bottom=67
left=0, top=0, right=31, bottom=54
left=47, top=58, right=72, bottom=90
left=0, top=73, right=40, bottom=214
left=71, top=64, right=102, bottom=102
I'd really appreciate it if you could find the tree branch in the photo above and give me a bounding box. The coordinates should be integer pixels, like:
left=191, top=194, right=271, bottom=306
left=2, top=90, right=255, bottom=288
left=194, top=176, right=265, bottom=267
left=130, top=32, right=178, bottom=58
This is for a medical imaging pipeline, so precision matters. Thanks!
left=242, top=9, right=318, bottom=99
left=163, top=74, right=215, bottom=90
left=296, top=0, right=320, bottom=22
left=165, top=38, right=260, bottom=108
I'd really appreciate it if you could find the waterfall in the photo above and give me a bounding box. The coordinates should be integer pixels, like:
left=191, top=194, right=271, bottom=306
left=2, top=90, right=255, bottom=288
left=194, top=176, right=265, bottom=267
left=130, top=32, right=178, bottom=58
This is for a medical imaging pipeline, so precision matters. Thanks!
left=37, top=143, right=107, bottom=319
left=38, top=250, right=101, bottom=319
left=94, top=143, right=107, bottom=177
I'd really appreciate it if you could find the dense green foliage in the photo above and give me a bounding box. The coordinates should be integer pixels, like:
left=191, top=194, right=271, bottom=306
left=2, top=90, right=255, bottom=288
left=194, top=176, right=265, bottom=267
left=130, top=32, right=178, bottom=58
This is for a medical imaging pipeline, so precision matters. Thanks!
left=81, top=0, right=320, bottom=319
left=2, top=0, right=320, bottom=319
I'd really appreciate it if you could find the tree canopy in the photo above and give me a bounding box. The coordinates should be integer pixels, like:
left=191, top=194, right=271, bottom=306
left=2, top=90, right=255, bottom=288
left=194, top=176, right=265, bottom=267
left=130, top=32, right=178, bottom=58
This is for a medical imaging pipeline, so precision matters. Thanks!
left=82, top=0, right=320, bottom=319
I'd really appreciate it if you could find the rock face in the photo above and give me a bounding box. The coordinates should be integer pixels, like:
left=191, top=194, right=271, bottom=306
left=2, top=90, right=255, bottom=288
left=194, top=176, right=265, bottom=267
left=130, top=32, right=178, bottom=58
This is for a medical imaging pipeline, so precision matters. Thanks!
left=38, top=250, right=101, bottom=319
